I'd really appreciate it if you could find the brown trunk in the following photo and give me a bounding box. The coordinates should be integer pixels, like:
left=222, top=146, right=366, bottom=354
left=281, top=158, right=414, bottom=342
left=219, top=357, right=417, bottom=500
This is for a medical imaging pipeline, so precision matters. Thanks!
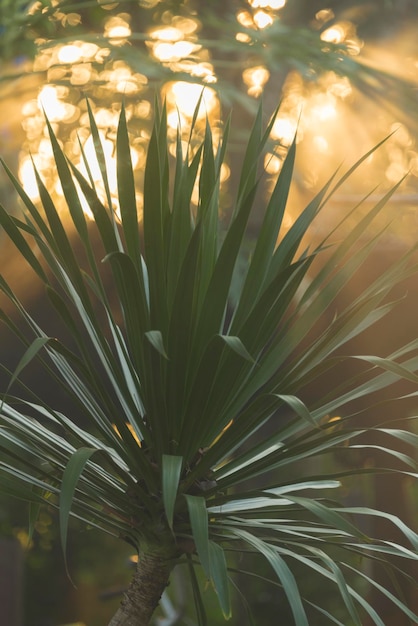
left=108, top=548, right=176, bottom=626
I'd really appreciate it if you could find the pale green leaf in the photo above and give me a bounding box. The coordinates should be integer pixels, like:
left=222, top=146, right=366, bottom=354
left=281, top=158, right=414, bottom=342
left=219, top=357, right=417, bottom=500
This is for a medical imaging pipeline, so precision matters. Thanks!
left=352, top=354, right=418, bottom=384
left=339, top=507, right=418, bottom=551
left=145, top=330, right=169, bottom=359
left=285, top=495, right=368, bottom=540
left=218, top=335, right=255, bottom=363
left=275, top=394, right=317, bottom=427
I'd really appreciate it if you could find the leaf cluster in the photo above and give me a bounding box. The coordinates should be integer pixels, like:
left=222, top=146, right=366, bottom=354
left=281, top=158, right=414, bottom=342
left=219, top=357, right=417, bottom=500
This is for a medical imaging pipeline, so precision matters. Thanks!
left=0, top=101, right=418, bottom=623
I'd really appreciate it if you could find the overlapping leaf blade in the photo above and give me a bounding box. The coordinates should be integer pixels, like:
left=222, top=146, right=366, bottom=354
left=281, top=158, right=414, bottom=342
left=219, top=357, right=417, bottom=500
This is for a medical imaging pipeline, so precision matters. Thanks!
left=1, top=101, right=417, bottom=624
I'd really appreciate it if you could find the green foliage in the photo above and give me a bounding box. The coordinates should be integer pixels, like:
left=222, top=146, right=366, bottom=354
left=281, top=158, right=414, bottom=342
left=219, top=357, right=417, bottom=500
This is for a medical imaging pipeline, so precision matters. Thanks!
left=1, top=102, right=418, bottom=624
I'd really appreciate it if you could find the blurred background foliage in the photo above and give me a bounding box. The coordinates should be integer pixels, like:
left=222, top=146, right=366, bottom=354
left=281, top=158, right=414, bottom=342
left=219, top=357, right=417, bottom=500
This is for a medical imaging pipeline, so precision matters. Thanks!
left=1, top=1, right=418, bottom=625
left=2, top=0, right=418, bottom=243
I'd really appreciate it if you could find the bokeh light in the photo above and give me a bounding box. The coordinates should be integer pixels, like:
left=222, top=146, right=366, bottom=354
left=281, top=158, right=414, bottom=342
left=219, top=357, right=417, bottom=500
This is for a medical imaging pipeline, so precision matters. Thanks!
left=7, top=1, right=418, bottom=242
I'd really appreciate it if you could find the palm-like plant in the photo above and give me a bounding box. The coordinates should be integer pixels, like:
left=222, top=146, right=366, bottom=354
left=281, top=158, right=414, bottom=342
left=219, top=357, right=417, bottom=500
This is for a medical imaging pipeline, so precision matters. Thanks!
left=1, top=101, right=418, bottom=625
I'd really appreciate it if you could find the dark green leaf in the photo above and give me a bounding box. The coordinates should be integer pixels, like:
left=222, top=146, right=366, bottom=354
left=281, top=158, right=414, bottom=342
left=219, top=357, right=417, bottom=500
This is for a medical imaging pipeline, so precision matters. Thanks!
left=162, top=454, right=183, bottom=530
left=209, top=541, right=231, bottom=618
left=59, top=448, right=99, bottom=565
left=185, top=495, right=211, bottom=580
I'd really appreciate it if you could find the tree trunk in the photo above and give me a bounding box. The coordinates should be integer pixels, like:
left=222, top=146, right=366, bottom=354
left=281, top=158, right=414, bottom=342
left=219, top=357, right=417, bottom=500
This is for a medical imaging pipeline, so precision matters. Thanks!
left=108, top=548, right=176, bottom=626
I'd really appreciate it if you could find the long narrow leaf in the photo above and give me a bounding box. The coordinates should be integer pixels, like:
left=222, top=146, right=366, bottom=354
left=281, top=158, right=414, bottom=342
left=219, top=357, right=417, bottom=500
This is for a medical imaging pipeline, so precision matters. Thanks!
left=185, top=495, right=211, bottom=580
left=59, top=447, right=99, bottom=570
left=162, top=454, right=183, bottom=531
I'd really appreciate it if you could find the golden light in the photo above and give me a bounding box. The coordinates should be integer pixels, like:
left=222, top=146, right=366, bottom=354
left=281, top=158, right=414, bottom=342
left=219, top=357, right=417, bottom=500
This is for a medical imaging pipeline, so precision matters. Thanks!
left=27, top=1, right=44, bottom=15
left=321, top=24, right=347, bottom=44
left=104, top=14, right=132, bottom=45
left=386, top=161, right=408, bottom=183
left=97, top=0, right=119, bottom=8
left=408, top=155, right=418, bottom=177
left=14, top=0, right=418, bottom=247
left=150, top=26, right=184, bottom=43
left=165, top=82, right=218, bottom=122
left=106, top=62, right=148, bottom=94
left=79, top=132, right=116, bottom=189
left=330, top=416, right=341, bottom=423
left=313, top=135, right=329, bottom=154
left=38, top=85, right=78, bottom=123
left=174, top=17, right=200, bottom=36
left=126, top=423, right=142, bottom=446
left=167, top=110, right=185, bottom=133
left=112, top=423, right=142, bottom=446
left=243, top=66, right=270, bottom=97
left=236, top=32, right=252, bottom=43
left=188, top=62, right=217, bottom=83
left=148, top=20, right=201, bottom=64
left=249, top=0, right=286, bottom=8
left=19, top=37, right=150, bottom=217
left=315, top=9, right=335, bottom=25
left=282, top=214, right=294, bottom=230
left=18, top=157, right=40, bottom=201
left=58, top=44, right=84, bottom=64
left=220, top=163, right=231, bottom=183
left=73, top=130, right=144, bottom=219
left=237, top=11, right=254, bottom=28
left=70, top=65, right=94, bottom=87
left=390, top=122, right=413, bottom=147
left=264, top=153, right=282, bottom=175
left=253, top=10, right=274, bottom=29
left=309, top=93, right=338, bottom=121
left=271, top=117, right=297, bottom=146
left=153, top=40, right=197, bottom=62
left=327, top=75, right=352, bottom=99
left=209, top=420, right=233, bottom=448
left=61, top=12, right=82, bottom=27
left=18, top=10, right=213, bottom=220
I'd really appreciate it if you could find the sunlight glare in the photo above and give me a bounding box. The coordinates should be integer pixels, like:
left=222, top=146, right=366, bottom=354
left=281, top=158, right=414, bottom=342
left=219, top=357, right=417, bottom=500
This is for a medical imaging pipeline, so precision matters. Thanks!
left=38, top=85, right=78, bottom=123
left=165, top=82, right=218, bottom=122
left=220, top=163, right=231, bottom=183
left=313, top=135, right=329, bottom=153
left=249, top=0, right=286, bottom=8
left=151, top=26, right=184, bottom=42
left=104, top=14, right=132, bottom=45
left=327, top=75, right=352, bottom=99
left=236, top=32, right=252, bottom=43
left=253, top=10, right=273, bottom=29
left=149, top=22, right=200, bottom=63
left=153, top=40, right=197, bottom=62
left=237, top=11, right=254, bottom=28
left=243, top=66, right=270, bottom=96
left=264, top=153, right=282, bottom=175
left=19, top=157, right=40, bottom=201
left=271, top=117, right=297, bottom=146
left=78, top=132, right=117, bottom=195
left=309, top=94, right=338, bottom=121
left=315, top=9, right=335, bottom=25
left=321, top=24, right=347, bottom=44
left=58, top=44, right=84, bottom=64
